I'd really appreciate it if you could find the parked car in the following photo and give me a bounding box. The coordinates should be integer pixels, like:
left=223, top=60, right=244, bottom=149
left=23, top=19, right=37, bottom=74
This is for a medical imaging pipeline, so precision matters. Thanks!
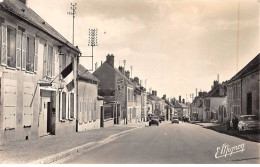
left=171, top=116, right=179, bottom=124
left=183, top=117, right=189, bottom=122
left=149, top=116, right=160, bottom=126
left=238, top=115, right=260, bottom=132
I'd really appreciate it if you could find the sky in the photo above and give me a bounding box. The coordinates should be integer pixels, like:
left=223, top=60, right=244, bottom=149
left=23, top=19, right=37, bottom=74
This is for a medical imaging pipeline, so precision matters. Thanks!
left=27, top=0, right=259, bottom=102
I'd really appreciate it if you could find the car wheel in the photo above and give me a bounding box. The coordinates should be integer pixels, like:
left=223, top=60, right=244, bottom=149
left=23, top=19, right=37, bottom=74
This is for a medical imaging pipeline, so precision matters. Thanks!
left=157, top=123, right=159, bottom=126
left=149, top=123, right=151, bottom=126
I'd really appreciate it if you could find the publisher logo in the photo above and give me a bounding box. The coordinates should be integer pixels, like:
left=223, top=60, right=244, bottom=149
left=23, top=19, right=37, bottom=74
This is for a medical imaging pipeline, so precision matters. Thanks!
left=215, top=143, right=245, bottom=158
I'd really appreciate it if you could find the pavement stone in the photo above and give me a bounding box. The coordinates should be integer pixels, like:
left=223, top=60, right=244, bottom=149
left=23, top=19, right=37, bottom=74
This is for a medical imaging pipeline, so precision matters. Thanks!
left=0, top=125, right=143, bottom=164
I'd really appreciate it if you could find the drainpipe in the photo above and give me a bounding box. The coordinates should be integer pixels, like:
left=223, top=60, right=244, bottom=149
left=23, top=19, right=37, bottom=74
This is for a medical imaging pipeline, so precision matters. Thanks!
left=76, top=52, right=82, bottom=132
left=240, top=77, right=242, bottom=115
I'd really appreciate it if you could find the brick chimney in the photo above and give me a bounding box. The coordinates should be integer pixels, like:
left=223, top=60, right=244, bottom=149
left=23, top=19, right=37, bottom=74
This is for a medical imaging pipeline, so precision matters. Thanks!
left=179, top=96, right=181, bottom=103
left=182, top=99, right=185, bottom=104
left=154, top=91, right=157, bottom=96
left=125, top=70, right=130, bottom=79
left=162, top=94, right=166, bottom=100
left=134, top=77, right=139, bottom=84
left=106, top=54, right=114, bottom=67
left=118, top=66, right=124, bottom=74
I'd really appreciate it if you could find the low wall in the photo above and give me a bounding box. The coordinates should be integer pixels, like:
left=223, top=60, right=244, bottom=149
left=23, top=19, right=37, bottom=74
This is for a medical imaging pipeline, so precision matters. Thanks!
left=77, top=119, right=101, bottom=132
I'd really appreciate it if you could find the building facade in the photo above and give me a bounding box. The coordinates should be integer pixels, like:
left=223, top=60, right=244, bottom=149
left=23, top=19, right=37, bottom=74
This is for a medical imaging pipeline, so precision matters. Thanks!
left=77, top=64, right=102, bottom=132
left=227, top=54, right=259, bottom=119
left=0, top=0, right=80, bottom=144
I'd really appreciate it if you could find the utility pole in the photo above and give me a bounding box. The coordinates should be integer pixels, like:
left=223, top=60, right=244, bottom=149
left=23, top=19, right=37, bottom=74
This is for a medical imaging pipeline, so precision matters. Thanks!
left=236, top=0, right=240, bottom=72
left=123, top=60, right=126, bottom=75
left=195, top=88, right=198, bottom=97
left=145, top=79, right=147, bottom=90
left=80, top=28, right=98, bottom=71
left=130, top=65, right=133, bottom=78
left=67, top=3, right=77, bottom=45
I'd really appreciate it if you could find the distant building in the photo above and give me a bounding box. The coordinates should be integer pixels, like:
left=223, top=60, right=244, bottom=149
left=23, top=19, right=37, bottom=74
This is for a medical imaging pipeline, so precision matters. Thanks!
left=226, top=54, right=259, bottom=119
left=203, top=81, right=227, bottom=123
left=77, top=64, right=103, bottom=131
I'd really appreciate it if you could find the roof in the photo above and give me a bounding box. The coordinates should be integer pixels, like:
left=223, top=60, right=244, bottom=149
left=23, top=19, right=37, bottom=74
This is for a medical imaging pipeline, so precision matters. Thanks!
left=147, top=93, right=162, bottom=102
left=0, top=0, right=80, bottom=53
left=228, top=54, right=259, bottom=84
left=174, top=101, right=188, bottom=108
left=78, top=64, right=100, bottom=83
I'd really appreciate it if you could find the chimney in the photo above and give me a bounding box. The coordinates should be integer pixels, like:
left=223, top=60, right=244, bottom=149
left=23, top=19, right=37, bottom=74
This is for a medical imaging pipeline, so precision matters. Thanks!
left=106, top=54, right=114, bottom=67
left=134, top=77, right=139, bottom=84
left=179, top=96, right=181, bottom=103
left=118, top=66, right=124, bottom=74
left=163, top=94, right=166, bottom=100
left=155, top=91, right=157, bottom=96
left=213, top=80, right=219, bottom=88
left=152, top=90, right=155, bottom=96
left=198, top=92, right=203, bottom=97
left=101, top=61, right=103, bottom=65
left=125, top=70, right=130, bottom=79
left=182, top=99, right=185, bottom=104
left=140, top=80, right=143, bottom=86
left=19, top=0, right=27, bottom=4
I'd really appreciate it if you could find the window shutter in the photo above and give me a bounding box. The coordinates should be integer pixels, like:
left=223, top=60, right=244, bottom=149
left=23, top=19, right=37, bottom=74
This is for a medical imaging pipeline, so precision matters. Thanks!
left=1, top=25, right=7, bottom=66
left=59, top=92, right=62, bottom=120
left=21, top=34, right=27, bottom=70
left=34, top=38, right=39, bottom=72
left=59, top=53, right=62, bottom=80
left=65, top=93, right=68, bottom=119
left=16, top=30, right=22, bottom=69
left=52, top=48, right=55, bottom=77
left=68, top=93, right=70, bottom=119
left=43, top=44, right=47, bottom=78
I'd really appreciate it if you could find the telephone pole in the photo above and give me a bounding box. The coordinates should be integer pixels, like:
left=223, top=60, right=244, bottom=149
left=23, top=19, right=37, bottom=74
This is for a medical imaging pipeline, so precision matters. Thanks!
left=67, top=3, right=77, bottom=45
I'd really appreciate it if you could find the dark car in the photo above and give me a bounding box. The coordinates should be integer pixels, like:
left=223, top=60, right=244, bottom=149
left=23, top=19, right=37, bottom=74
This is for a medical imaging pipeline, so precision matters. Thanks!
left=171, top=116, right=179, bottom=124
left=149, top=116, right=160, bottom=126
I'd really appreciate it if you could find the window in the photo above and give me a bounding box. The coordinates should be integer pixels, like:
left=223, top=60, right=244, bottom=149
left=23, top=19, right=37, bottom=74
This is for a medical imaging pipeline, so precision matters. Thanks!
left=26, top=35, right=35, bottom=71
left=7, top=26, right=16, bottom=68
left=70, top=93, right=74, bottom=119
left=62, top=92, right=66, bottom=120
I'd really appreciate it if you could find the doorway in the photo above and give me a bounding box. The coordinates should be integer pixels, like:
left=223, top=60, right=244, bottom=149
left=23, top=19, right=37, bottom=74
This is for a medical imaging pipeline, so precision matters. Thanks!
left=39, top=97, right=52, bottom=136
left=247, top=93, right=252, bottom=115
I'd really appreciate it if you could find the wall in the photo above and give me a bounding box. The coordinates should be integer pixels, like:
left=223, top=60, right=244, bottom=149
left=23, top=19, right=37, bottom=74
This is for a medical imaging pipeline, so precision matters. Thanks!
left=77, top=81, right=100, bottom=132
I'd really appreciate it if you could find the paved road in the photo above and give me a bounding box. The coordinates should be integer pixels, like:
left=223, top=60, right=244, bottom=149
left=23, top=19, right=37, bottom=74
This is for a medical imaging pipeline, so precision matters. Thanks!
left=64, top=122, right=259, bottom=164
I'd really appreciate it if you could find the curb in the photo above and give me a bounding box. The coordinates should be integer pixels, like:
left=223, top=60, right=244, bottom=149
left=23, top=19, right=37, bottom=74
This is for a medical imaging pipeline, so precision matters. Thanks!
left=29, top=125, right=144, bottom=164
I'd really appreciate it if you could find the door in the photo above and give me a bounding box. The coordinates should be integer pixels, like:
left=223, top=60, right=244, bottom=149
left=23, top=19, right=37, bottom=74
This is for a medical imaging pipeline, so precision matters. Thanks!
left=39, top=97, right=51, bottom=137
left=100, top=106, right=104, bottom=127
left=247, top=93, right=252, bottom=115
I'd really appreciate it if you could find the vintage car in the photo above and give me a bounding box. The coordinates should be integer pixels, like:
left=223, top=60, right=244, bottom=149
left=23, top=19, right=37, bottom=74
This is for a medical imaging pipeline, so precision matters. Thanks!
left=149, top=116, right=160, bottom=126
left=238, top=115, right=260, bottom=132
left=171, top=116, right=179, bottom=124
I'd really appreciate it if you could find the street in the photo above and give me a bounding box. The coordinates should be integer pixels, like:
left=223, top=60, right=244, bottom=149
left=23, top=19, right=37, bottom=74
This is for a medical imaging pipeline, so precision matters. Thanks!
left=64, top=122, right=260, bottom=164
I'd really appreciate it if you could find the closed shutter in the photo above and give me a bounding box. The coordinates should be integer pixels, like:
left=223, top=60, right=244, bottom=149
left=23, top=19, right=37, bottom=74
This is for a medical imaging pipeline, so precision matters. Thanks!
left=34, top=38, right=39, bottom=72
left=52, top=47, right=55, bottom=77
left=23, top=82, right=34, bottom=127
left=4, top=79, right=17, bottom=129
left=16, top=30, right=22, bottom=68
left=59, top=92, right=62, bottom=120
left=84, top=101, right=87, bottom=122
left=1, top=25, right=7, bottom=66
left=94, top=99, right=97, bottom=120
left=67, top=93, right=70, bottom=119
left=87, top=100, right=90, bottom=121
left=43, top=43, right=47, bottom=78
left=70, top=93, right=74, bottom=118
left=59, top=53, right=62, bottom=80
left=21, top=34, right=27, bottom=70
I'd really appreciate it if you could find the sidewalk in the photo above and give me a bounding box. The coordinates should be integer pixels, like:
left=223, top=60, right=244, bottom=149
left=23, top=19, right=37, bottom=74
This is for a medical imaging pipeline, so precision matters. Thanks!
left=194, top=122, right=260, bottom=143
left=0, top=124, right=144, bottom=164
